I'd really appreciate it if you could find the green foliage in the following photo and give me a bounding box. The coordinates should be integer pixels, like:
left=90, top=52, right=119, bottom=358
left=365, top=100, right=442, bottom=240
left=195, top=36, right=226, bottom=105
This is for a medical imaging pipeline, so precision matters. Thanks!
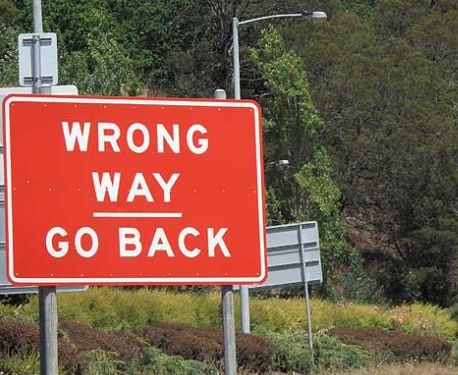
left=452, top=339, right=458, bottom=365
left=0, top=22, right=18, bottom=86
left=0, top=353, right=40, bottom=375
left=251, top=25, right=379, bottom=302
left=449, top=302, right=458, bottom=321
left=0, top=0, right=17, bottom=25
left=342, top=0, right=376, bottom=19
left=144, top=347, right=219, bottom=375
left=84, top=350, right=124, bottom=375
left=2, top=0, right=458, bottom=309
left=387, top=304, right=458, bottom=340
left=15, top=288, right=453, bottom=339
left=21, top=288, right=222, bottom=330
left=60, top=35, right=137, bottom=95
left=258, top=328, right=370, bottom=373
left=261, top=329, right=313, bottom=372
left=314, top=334, right=371, bottom=370
left=283, top=1, right=458, bottom=306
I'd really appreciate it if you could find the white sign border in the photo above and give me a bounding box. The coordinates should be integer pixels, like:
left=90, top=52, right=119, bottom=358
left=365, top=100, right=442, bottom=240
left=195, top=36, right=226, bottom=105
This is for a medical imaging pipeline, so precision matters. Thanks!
left=3, top=95, right=266, bottom=285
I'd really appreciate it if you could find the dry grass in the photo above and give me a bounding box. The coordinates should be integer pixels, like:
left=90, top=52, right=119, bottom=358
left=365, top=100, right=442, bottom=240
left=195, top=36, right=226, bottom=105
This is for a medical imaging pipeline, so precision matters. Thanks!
left=320, top=363, right=458, bottom=375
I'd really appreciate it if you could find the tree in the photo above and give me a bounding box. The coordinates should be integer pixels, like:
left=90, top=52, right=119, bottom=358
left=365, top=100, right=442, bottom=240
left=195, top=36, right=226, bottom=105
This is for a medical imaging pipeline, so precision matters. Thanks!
left=251, top=26, right=380, bottom=302
left=284, top=3, right=458, bottom=305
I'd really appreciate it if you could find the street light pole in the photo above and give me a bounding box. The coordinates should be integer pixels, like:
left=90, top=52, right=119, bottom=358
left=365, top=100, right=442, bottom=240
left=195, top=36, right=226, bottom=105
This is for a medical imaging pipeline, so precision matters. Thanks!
left=232, top=18, right=241, bottom=100
left=232, top=10, right=327, bottom=334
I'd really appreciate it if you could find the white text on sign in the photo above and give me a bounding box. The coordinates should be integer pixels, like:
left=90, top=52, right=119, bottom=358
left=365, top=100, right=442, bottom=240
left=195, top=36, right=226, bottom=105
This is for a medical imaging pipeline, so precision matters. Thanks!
left=43, top=120, right=231, bottom=260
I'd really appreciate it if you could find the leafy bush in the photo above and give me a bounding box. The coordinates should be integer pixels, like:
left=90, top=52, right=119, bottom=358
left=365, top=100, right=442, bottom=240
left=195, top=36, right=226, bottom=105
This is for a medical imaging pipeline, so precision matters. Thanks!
left=330, top=327, right=452, bottom=363
left=449, top=302, right=458, bottom=321
left=11, top=289, right=458, bottom=340
left=451, top=340, right=458, bottom=364
left=22, top=288, right=221, bottom=330
left=260, top=330, right=312, bottom=372
left=250, top=298, right=393, bottom=333
left=84, top=350, right=124, bottom=375
left=60, top=320, right=149, bottom=372
left=145, top=347, right=219, bottom=375
left=141, top=323, right=275, bottom=371
left=258, top=329, right=369, bottom=373
left=314, top=334, right=372, bottom=370
left=0, top=353, right=40, bottom=375
left=0, top=320, right=39, bottom=355
left=387, top=304, right=457, bottom=340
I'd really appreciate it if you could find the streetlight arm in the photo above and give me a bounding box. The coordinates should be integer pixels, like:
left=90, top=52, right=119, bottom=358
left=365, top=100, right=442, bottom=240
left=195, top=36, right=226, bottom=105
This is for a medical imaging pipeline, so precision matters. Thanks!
left=238, top=13, right=303, bottom=26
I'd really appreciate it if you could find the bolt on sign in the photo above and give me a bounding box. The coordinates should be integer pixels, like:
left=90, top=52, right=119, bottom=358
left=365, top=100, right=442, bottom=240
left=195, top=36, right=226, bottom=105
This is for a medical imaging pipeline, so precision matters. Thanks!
left=2, top=95, right=266, bottom=285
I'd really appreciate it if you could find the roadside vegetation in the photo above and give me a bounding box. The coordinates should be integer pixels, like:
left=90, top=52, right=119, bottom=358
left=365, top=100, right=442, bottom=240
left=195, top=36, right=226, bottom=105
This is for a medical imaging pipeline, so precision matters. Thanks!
left=0, top=288, right=457, bottom=374
left=2, top=0, right=458, bottom=373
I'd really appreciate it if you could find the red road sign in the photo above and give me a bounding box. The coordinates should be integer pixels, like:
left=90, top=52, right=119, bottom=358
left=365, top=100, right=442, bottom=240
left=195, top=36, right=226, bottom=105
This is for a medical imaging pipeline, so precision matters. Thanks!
left=3, top=95, right=266, bottom=285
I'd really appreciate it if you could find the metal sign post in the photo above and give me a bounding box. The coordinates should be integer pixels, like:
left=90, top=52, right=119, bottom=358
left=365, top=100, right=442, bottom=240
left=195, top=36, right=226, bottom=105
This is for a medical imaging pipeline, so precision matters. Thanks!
left=236, top=222, right=322, bottom=364
left=30, top=1, right=58, bottom=374
left=215, top=88, right=237, bottom=375
left=297, top=224, right=315, bottom=365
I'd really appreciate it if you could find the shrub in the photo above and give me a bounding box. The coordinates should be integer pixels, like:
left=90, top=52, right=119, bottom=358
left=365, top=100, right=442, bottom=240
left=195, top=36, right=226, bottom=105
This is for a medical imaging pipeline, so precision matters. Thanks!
left=141, top=323, right=275, bottom=371
left=452, top=340, right=458, bottom=365
left=388, top=304, right=458, bottom=340
left=0, top=303, right=19, bottom=321
left=449, top=302, right=458, bottom=321
left=60, top=320, right=149, bottom=370
left=12, top=289, right=458, bottom=340
left=84, top=350, right=124, bottom=375
left=58, top=339, right=82, bottom=375
left=258, top=329, right=369, bottom=373
left=0, top=320, right=39, bottom=355
left=0, top=294, right=30, bottom=307
left=329, top=327, right=452, bottom=363
left=145, top=347, right=220, bottom=375
left=0, top=353, right=40, bottom=375
left=261, top=330, right=312, bottom=372
left=314, top=334, right=371, bottom=370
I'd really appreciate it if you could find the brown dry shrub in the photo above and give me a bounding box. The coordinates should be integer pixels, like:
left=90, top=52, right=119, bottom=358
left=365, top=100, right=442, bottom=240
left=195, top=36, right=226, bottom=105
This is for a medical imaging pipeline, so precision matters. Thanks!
left=141, top=323, right=275, bottom=371
left=60, top=320, right=149, bottom=363
left=0, top=319, right=82, bottom=375
left=329, top=327, right=451, bottom=363
left=0, top=319, right=39, bottom=355
left=58, top=339, right=82, bottom=375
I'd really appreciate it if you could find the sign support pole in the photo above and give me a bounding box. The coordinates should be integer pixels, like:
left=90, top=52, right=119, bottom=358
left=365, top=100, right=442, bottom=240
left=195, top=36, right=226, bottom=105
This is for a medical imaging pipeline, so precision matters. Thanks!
left=221, top=286, right=237, bottom=375
left=32, top=1, right=59, bottom=374
left=215, top=88, right=237, bottom=375
left=39, top=286, right=58, bottom=375
left=298, top=225, right=314, bottom=367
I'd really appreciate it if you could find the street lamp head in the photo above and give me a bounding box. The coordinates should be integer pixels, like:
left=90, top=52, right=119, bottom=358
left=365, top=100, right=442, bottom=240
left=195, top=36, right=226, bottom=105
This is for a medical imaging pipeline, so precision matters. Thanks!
left=276, top=159, right=290, bottom=166
left=266, top=159, right=290, bottom=167
left=302, top=11, right=328, bottom=19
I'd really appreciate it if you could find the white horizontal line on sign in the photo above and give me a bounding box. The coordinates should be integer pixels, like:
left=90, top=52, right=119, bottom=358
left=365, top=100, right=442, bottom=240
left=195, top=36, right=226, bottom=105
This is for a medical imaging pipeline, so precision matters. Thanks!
left=93, top=212, right=183, bottom=218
